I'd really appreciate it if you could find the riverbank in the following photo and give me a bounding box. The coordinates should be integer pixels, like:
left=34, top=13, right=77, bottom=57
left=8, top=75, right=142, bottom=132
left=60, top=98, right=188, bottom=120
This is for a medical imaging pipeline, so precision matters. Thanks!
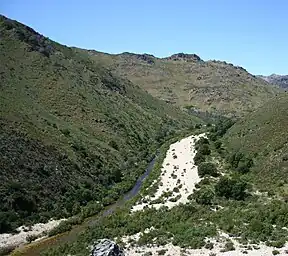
left=0, top=219, right=65, bottom=255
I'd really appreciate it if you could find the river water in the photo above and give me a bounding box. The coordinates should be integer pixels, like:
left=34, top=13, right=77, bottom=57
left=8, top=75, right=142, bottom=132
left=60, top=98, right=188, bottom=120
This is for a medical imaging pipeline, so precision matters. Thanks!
left=12, top=156, right=157, bottom=256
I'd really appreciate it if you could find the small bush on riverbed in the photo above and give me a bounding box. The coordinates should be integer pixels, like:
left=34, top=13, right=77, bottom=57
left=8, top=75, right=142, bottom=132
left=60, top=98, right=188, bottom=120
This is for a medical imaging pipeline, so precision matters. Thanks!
left=26, top=234, right=38, bottom=243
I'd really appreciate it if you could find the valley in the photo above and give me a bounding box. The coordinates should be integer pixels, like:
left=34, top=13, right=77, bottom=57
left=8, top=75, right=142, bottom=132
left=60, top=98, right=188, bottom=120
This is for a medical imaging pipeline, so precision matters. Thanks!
left=0, top=14, right=287, bottom=256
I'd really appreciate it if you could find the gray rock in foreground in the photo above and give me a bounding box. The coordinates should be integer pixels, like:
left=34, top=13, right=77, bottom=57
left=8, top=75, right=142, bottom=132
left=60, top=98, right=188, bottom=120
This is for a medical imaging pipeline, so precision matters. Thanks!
left=91, top=239, right=125, bottom=256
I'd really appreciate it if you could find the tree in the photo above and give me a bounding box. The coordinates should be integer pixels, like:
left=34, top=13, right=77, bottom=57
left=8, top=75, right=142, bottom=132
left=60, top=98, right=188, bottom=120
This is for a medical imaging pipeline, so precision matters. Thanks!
left=198, top=144, right=211, bottom=155
left=198, top=162, right=218, bottom=178
left=214, top=140, right=222, bottom=149
left=0, top=212, right=13, bottom=233
left=215, top=177, right=248, bottom=200
left=236, top=157, right=253, bottom=174
left=196, top=137, right=209, bottom=146
left=193, top=187, right=215, bottom=205
left=194, top=151, right=205, bottom=165
left=108, top=140, right=119, bottom=150
left=228, top=152, right=253, bottom=174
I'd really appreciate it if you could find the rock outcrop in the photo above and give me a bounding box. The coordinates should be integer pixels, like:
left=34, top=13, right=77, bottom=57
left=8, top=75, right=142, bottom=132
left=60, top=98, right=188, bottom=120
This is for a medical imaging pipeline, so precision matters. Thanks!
left=258, top=74, right=288, bottom=89
left=91, top=239, right=125, bottom=256
left=165, top=53, right=203, bottom=62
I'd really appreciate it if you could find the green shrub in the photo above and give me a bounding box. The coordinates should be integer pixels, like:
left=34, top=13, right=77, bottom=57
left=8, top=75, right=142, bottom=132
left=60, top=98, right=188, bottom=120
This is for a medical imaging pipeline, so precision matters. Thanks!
left=193, top=187, right=215, bottom=205
left=157, top=249, right=167, bottom=255
left=236, top=157, right=253, bottom=174
left=228, top=152, right=253, bottom=174
left=60, top=128, right=70, bottom=137
left=210, top=119, right=235, bottom=139
left=222, top=241, right=235, bottom=252
left=0, top=212, right=13, bottom=233
left=215, top=177, right=248, bottom=200
left=80, top=202, right=103, bottom=219
left=194, top=151, right=206, bottom=165
left=198, top=162, right=218, bottom=178
left=205, top=242, right=214, bottom=250
left=108, top=140, right=119, bottom=150
left=196, top=137, right=209, bottom=147
left=26, top=234, right=38, bottom=243
left=198, top=144, right=211, bottom=155
left=272, top=250, right=280, bottom=255
left=173, top=187, right=180, bottom=193
left=143, top=252, right=153, bottom=256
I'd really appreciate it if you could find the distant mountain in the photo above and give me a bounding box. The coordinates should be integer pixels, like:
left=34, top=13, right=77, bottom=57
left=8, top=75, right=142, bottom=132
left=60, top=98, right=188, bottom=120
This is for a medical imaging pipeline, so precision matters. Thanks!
left=258, top=74, right=288, bottom=89
left=78, top=49, right=282, bottom=117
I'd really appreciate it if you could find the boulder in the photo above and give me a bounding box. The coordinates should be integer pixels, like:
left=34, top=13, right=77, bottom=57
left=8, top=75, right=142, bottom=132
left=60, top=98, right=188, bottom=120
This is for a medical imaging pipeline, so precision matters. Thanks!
left=91, top=239, right=125, bottom=256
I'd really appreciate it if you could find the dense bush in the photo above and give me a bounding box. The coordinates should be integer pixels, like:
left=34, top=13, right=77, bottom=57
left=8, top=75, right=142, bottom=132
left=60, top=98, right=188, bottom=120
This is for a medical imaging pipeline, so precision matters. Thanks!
left=198, top=162, right=219, bottom=178
left=208, top=118, right=235, bottom=140
left=80, top=202, right=103, bottom=219
left=194, top=137, right=211, bottom=165
left=194, top=151, right=206, bottom=165
left=193, top=186, right=215, bottom=205
left=196, top=137, right=209, bottom=147
left=228, top=152, right=253, bottom=174
left=214, top=140, right=222, bottom=149
left=215, top=177, right=248, bottom=200
left=0, top=212, right=14, bottom=233
left=197, top=144, right=211, bottom=155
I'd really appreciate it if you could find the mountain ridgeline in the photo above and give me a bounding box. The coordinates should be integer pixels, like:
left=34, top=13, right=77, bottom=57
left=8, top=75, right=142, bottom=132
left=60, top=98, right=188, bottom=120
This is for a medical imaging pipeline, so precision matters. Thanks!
left=79, top=49, right=282, bottom=117
left=0, top=15, right=200, bottom=232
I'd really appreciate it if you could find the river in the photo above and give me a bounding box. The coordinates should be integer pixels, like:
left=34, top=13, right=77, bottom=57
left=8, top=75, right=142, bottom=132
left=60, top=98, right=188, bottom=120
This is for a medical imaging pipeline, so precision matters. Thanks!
left=11, top=157, right=157, bottom=256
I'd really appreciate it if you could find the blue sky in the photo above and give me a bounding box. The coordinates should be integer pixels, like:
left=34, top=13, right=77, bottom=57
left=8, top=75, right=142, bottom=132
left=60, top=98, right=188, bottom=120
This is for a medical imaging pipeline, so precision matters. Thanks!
left=1, top=0, right=287, bottom=75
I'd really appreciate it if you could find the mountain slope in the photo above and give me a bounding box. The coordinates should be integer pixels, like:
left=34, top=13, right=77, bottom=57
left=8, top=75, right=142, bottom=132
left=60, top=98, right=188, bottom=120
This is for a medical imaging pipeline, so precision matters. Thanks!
left=258, top=74, right=288, bottom=89
left=80, top=50, right=282, bottom=117
left=223, top=94, right=288, bottom=194
left=0, top=15, right=199, bottom=232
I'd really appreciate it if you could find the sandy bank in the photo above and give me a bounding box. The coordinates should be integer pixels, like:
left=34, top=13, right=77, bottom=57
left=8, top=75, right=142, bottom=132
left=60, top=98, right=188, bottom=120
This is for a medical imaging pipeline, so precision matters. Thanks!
left=0, top=219, right=65, bottom=251
left=131, top=133, right=206, bottom=211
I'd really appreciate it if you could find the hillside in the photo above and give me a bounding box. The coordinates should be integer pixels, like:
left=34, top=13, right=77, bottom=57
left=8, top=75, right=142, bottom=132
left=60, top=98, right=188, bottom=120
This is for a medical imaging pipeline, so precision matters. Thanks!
left=258, top=74, right=288, bottom=89
left=0, top=15, right=199, bottom=233
left=223, top=94, right=288, bottom=194
left=80, top=50, right=282, bottom=117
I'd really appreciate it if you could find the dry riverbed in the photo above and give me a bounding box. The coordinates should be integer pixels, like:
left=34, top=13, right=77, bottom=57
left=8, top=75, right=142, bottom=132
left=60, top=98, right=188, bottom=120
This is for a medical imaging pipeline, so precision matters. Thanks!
left=132, top=133, right=206, bottom=211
